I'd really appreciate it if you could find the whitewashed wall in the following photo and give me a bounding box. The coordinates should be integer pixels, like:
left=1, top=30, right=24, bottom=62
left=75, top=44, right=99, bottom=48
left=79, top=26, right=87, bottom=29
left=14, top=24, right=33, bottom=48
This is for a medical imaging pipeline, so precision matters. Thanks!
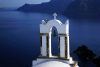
left=60, top=36, right=65, bottom=57
left=40, top=19, right=69, bottom=57
left=42, top=36, right=47, bottom=56
left=49, top=32, right=51, bottom=57
left=40, top=19, right=69, bottom=34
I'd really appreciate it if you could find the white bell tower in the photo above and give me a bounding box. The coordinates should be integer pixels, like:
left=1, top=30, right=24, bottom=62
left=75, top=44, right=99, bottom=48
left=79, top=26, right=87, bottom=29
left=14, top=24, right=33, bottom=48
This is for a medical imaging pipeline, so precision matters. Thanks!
left=32, top=13, right=79, bottom=67
left=40, top=13, right=70, bottom=59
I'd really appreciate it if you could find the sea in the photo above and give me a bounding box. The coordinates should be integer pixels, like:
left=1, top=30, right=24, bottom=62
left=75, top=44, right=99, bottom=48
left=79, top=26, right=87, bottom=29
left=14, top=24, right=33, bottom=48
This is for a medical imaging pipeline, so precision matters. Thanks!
left=0, top=9, right=100, bottom=67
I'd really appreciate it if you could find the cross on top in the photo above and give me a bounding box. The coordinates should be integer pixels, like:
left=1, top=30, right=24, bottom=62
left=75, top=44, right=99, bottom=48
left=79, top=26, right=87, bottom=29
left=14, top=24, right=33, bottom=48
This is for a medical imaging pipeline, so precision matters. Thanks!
left=53, top=13, right=57, bottom=19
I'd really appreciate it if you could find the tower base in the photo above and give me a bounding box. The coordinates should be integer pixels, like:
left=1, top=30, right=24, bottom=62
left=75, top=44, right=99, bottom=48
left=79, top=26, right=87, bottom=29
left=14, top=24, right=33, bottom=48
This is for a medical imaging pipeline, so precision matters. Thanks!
left=32, top=55, right=79, bottom=67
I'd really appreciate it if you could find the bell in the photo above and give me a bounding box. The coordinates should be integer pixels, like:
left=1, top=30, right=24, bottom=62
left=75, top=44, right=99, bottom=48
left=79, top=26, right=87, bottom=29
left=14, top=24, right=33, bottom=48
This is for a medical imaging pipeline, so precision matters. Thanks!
left=52, top=30, right=57, bottom=37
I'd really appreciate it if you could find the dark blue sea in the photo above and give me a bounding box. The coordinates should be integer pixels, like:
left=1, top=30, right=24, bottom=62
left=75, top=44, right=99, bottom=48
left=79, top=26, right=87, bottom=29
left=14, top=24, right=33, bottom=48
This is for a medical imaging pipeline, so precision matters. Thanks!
left=0, top=9, right=100, bottom=67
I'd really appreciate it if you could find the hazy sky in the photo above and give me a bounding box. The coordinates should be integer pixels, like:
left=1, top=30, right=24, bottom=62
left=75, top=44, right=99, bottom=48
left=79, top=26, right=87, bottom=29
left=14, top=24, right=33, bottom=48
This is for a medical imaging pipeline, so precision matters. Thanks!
left=0, top=0, right=50, bottom=8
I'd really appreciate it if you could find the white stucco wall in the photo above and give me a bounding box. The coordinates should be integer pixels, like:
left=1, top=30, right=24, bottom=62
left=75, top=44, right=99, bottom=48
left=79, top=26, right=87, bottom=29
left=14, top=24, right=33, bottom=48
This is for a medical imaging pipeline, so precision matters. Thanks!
left=49, top=32, right=51, bottom=57
left=40, top=19, right=69, bottom=34
left=60, top=36, right=65, bottom=57
left=42, top=36, right=47, bottom=56
left=32, top=59, right=72, bottom=67
left=65, top=20, right=69, bottom=34
left=40, top=17, right=69, bottom=57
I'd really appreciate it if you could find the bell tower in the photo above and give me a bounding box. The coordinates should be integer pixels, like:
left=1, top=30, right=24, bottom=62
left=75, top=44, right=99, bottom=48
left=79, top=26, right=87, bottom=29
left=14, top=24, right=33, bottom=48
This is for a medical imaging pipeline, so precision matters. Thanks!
left=32, top=13, right=79, bottom=67
left=39, top=13, right=70, bottom=59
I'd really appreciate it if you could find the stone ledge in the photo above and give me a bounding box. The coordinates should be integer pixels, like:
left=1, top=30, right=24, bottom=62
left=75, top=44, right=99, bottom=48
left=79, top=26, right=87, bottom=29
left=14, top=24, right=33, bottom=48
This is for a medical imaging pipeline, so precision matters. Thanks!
left=37, top=56, right=69, bottom=61
left=70, top=61, right=78, bottom=67
left=40, top=33, right=69, bottom=36
left=40, top=33, right=49, bottom=36
left=58, top=33, right=69, bottom=37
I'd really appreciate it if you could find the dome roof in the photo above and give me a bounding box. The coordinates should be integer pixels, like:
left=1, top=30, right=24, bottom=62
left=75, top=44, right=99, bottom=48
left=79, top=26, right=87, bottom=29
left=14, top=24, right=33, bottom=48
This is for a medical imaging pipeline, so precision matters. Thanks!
left=33, top=59, right=72, bottom=67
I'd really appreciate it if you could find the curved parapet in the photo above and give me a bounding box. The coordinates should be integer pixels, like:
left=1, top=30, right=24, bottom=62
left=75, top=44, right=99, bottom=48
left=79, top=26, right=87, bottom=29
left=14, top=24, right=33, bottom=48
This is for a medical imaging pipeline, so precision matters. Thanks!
left=40, top=13, right=69, bottom=34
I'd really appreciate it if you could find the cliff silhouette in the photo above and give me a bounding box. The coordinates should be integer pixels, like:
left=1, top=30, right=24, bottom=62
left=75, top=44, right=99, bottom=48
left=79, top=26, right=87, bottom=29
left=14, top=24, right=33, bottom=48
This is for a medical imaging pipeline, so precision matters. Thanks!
left=63, top=0, right=100, bottom=18
left=16, top=0, right=72, bottom=14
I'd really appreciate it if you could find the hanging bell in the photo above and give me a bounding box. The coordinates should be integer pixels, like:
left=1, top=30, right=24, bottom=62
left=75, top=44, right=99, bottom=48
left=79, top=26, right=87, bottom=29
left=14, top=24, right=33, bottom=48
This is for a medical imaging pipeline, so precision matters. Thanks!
left=52, top=30, right=57, bottom=37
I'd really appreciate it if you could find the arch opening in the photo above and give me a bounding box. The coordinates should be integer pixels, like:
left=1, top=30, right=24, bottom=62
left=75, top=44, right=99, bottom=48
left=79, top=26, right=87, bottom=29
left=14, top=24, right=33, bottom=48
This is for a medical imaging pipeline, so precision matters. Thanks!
left=49, top=26, right=59, bottom=57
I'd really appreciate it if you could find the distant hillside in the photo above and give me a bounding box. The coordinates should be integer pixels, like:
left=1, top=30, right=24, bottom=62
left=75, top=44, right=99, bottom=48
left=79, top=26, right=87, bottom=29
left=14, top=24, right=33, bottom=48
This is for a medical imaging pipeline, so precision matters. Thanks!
left=16, top=0, right=72, bottom=14
left=63, top=0, right=100, bottom=18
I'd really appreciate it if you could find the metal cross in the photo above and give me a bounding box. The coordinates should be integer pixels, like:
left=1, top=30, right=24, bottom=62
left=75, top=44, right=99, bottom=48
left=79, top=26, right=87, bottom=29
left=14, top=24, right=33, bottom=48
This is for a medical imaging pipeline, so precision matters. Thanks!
left=53, top=13, right=57, bottom=19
